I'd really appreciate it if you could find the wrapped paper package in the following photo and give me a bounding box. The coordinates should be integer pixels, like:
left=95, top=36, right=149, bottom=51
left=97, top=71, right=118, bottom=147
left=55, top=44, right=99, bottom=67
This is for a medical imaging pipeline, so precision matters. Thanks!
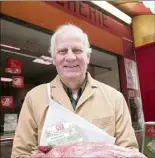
left=40, top=99, right=115, bottom=146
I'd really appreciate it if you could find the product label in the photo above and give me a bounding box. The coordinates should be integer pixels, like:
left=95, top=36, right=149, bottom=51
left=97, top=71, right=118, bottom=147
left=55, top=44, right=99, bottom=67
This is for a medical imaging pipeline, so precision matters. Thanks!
left=45, top=121, right=83, bottom=146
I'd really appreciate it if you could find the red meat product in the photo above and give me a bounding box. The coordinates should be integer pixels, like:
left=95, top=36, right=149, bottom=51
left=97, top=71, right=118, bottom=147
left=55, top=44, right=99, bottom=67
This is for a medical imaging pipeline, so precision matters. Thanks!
left=32, top=142, right=146, bottom=158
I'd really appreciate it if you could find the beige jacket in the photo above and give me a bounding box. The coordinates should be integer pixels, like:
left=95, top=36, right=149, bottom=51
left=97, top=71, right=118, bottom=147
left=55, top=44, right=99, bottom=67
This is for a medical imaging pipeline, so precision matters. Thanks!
left=11, top=73, right=138, bottom=157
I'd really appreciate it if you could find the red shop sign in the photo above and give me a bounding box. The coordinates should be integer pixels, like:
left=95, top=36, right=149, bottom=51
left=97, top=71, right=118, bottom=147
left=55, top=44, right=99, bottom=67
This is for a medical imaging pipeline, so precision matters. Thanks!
left=0, top=96, right=14, bottom=108
left=5, top=57, right=22, bottom=74
left=12, top=76, right=24, bottom=88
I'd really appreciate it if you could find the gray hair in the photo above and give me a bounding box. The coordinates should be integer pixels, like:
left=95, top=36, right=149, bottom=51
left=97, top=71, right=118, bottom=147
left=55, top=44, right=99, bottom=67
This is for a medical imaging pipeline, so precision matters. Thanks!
left=49, top=23, right=92, bottom=57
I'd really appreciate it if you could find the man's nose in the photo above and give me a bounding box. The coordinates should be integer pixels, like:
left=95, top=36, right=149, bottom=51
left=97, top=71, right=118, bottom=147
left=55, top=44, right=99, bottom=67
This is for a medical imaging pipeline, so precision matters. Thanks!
left=65, top=49, right=76, bottom=61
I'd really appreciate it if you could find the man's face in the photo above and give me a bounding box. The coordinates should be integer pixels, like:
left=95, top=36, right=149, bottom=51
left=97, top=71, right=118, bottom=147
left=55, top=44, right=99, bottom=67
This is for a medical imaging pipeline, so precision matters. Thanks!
left=52, top=33, right=90, bottom=81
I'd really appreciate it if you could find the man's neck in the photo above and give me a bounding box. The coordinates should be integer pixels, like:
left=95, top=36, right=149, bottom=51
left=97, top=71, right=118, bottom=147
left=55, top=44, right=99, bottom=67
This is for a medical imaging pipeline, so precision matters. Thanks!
left=61, top=74, right=87, bottom=93
left=61, top=79, right=83, bottom=93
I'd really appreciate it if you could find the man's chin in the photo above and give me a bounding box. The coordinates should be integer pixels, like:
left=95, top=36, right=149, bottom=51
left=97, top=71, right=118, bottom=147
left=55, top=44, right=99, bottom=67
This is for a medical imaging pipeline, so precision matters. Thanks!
left=65, top=75, right=79, bottom=79
left=63, top=73, right=81, bottom=80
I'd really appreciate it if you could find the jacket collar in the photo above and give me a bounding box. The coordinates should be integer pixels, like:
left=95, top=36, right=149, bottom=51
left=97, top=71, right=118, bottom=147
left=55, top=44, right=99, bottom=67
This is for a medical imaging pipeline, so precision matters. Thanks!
left=50, top=72, right=98, bottom=112
left=86, top=72, right=98, bottom=88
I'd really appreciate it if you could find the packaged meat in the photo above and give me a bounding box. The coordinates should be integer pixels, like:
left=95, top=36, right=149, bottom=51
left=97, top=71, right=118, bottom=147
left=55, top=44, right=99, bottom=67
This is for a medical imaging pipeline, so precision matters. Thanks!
left=32, top=142, right=146, bottom=158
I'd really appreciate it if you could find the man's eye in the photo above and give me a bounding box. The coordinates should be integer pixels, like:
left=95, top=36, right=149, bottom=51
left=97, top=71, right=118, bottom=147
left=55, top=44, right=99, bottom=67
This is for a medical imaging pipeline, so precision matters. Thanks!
left=58, top=49, right=68, bottom=55
left=72, top=49, right=82, bottom=54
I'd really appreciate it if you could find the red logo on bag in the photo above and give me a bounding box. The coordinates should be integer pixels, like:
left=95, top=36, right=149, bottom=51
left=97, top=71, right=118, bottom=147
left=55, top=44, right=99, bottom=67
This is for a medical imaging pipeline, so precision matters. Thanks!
left=0, top=96, right=14, bottom=108
left=5, top=58, right=22, bottom=74
left=12, top=76, right=24, bottom=88
left=56, top=123, right=64, bottom=131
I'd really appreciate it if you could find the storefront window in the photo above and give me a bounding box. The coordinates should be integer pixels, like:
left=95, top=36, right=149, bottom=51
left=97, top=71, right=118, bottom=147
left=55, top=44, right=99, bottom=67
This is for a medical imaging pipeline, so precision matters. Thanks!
left=89, top=48, right=120, bottom=91
left=0, top=19, right=56, bottom=137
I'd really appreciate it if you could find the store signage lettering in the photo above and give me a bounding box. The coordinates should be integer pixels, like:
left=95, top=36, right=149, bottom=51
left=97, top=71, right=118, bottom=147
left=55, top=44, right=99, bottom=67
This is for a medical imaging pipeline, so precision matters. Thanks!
left=51, top=1, right=108, bottom=28
left=45, top=1, right=131, bottom=39
left=142, top=34, right=155, bottom=44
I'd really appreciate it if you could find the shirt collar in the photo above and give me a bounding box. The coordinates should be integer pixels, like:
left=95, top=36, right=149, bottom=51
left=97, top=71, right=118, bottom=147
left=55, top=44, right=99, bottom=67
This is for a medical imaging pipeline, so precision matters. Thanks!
left=61, top=73, right=87, bottom=97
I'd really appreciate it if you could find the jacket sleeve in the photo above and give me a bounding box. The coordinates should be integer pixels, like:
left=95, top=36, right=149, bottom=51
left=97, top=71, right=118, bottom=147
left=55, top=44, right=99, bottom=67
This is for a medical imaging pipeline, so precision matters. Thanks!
left=115, top=93, right=139, bottom=151
left=11, top=93, right=38, bottom=158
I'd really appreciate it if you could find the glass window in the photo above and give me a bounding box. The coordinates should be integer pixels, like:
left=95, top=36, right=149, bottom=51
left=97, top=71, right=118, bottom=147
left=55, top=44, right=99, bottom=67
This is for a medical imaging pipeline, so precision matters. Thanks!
left=88, top=48, right=120, bottom=91
left=0, top=19, right=56, bottom=136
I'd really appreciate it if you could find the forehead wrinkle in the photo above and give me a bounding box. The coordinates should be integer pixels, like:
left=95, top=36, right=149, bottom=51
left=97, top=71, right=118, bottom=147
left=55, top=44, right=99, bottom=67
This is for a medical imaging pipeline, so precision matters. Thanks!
left=56, top=31, right=84, bottom=43
left=56, top=34, right=84, bottom=51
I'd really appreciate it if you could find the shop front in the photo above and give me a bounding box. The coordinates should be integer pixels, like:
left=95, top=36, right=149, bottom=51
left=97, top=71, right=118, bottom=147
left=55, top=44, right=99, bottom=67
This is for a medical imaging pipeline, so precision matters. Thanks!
left=0, top=1, right=144, bottom=157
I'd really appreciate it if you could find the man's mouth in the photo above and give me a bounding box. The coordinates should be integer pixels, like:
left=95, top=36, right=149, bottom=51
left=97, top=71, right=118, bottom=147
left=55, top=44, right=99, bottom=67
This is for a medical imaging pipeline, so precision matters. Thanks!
left=64, top=65, right=79, bottom=68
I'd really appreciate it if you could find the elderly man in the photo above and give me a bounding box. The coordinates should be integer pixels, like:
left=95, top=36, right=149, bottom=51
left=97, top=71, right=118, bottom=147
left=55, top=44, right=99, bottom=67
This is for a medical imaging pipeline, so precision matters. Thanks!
left=11, top=24, right=138, bottom=157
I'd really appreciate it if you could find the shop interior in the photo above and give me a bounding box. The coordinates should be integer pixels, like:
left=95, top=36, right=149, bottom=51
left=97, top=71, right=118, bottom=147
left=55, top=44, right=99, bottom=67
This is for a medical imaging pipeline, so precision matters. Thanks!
left=0, top=19, right=121, bottom=136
